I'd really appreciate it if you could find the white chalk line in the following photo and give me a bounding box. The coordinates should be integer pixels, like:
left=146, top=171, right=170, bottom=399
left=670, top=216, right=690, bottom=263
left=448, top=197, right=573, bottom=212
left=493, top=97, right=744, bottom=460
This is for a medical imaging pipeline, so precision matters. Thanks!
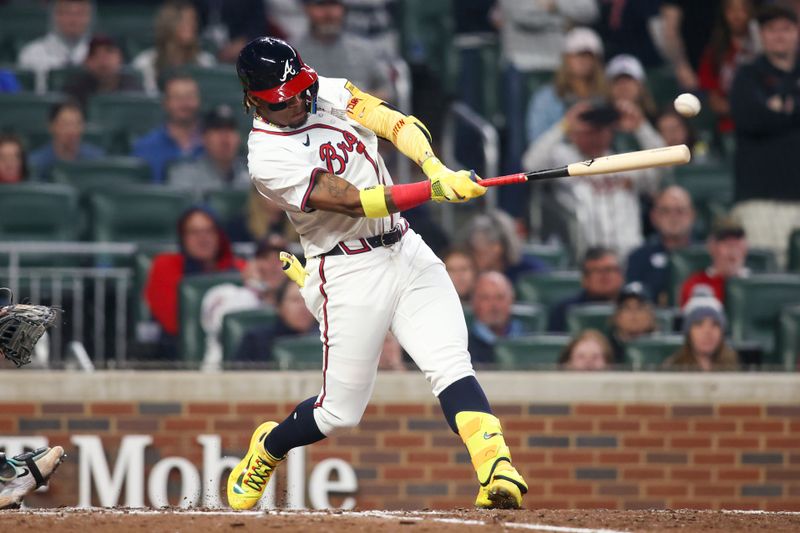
left=7, top=508, right=630, bottom=533
left=721, top=510, right=800, bottom=516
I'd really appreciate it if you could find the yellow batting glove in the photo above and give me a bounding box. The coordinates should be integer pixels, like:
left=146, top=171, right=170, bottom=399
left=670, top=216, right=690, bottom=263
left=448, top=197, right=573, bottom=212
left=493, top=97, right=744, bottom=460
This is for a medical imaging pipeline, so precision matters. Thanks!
left=423, top=157, right=486, bottom=203
left=279, top=251, right=308, bottom=288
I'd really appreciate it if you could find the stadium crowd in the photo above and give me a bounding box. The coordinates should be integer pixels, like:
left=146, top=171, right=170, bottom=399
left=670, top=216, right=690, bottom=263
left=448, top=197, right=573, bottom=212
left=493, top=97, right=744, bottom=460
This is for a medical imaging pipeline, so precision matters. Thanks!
left=1, top=0, right=799, bottom=372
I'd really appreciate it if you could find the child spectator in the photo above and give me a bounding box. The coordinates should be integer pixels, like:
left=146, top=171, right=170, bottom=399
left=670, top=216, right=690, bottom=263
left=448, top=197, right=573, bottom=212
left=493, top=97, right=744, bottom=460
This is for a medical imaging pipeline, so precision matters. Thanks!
left=664, top=285, right=739, bottom=371
left=559, top=329, right=613, bottom=370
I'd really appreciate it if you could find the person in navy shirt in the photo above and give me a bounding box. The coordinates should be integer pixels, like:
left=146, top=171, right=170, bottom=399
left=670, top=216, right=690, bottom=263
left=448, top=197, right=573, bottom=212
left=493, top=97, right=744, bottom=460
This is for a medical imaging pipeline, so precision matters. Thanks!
left=132, top=73, right=204, bottom=183
left=625, top=186, right=696, bottom=307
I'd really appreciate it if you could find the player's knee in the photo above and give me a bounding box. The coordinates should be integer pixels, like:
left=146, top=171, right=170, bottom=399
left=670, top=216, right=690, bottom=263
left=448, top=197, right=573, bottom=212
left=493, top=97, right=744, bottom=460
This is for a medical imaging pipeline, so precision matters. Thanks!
left=313, top=405, right=364, bottom=435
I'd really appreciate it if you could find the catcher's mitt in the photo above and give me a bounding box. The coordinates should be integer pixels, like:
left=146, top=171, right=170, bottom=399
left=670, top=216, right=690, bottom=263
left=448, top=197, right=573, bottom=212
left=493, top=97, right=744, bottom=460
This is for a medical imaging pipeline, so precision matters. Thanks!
left=0, top=289, right=58, bottom=367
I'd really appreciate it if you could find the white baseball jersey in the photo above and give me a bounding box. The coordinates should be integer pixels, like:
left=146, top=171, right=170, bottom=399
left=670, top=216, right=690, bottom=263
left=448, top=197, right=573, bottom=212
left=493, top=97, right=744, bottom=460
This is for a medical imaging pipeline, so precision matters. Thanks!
left=248, top=76, right=405, bottom=257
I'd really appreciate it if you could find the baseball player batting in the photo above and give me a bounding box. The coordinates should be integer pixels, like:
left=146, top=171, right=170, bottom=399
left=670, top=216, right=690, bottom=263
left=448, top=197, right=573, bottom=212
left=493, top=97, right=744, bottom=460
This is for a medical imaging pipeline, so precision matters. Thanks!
left=227, top=37, right=527, bottom=510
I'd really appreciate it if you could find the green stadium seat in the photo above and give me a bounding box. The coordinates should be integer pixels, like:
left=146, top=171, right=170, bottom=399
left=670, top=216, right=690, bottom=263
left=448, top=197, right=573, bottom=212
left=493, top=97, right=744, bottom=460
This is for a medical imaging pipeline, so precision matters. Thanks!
left=779, top=305, right=800, bottom=371
left=51, top=157, right=152, bottom=193
left=788, top=229, right=800, bottom=273
left=222, top=307, right=279, bottom=362
left=0, top=183, right=79, bottom=241
left=94, top=6, right=156, bottom=59
left=131, top=245, right=177, bottom=329
left=625, top=334, right=685, bottom=370
left=205, top=189, right=249, bottom=230
left=655, top=307, right=678, bottom=333
left=46, top=66, right=82, bottom=92
left=272, top=334, right=324, bottom=370
left=645, top=66, right=681, bottom=109
left=0, top=93, right=65, bottom=134
left=669, top=245, right=778, bottom=305
left=566, top=304, right=614, bottom=336
left=178, top=272, right=244, bottom=363
left=0, top=5, right=48, bottom=63
left=727, top=275, right=800, bottom=367
left=493, top=335, right=571, bottom=370
left=185, top=65, right=242, bottom=110
left=673, top=163, right=734, bottom=237
left=515, top=271, right=582, bottom=309
left=521, top=242, right=569, bottom=269
left=87, top=93, right=163, bottom=141
left=400, top=0, right=454, bottom=84
left=88, top=186, right=191, bottom=244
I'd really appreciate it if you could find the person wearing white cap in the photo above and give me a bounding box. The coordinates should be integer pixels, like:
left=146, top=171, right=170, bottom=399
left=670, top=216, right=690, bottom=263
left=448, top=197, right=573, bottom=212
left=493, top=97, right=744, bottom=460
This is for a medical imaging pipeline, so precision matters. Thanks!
left=525, top=27, right=608, bottom=146
left=663, top=285, right=739, bottom=371
left=607, top=54, right=658, bottom=121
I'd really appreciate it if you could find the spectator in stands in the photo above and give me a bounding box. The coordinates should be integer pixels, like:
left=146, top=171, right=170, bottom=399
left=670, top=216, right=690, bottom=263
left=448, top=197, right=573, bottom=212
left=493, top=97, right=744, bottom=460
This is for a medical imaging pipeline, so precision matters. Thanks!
left=295, top=0, right=393, bottom=101
left=168, top=104, right=249, bottom=198
left=730, top=5, right=800, bottom=269
left=233, top=281, right=316, bottom=363
left=17, top=0, right=92, bottom=87
left=664, top=285, right=739, bottom=371
left=132, top=74, right=204, bottom=183
left=342, top=0, right=399, bottom=59
left=497, top=1, right=598, bottom=215
left=29, top=101, right=104, bottom=179
left=464, top=210, right=549, bottom=284
left=699, top=0, right=761, bottom=134
left=627, top=186, right=696, bottom=307
left=200, top=234, right=289, bottom=370
left=559, top=329, right=612, bottom=370
left=226, top=187, right=300, bottom=244
left=145, top=207, right=246, bottom=352
left=467, top=272, right=528, bottom=365
left=0, top=134, right=29, bottom=184
left=526, top=27, right=607, bottom=145
left=660, top=0, right=723, bottom=90
left=680, top=216, right=749, bottom=306
left=606, top=54, right=658, bottom=122
left=655, top=109, right=698, bottom=152
left=549, top=247, right=624, bottom=333
left=63, top=35, right=143, bottom=109
left=443, top=248, right=478, bottom=305
left=608, top=282, right=658, bottom=362
left=133, top=0, right=216, bottom=94
left=523, top=100, right=663, bottom=259
left=593, top=0, right=663, bottom=68
left=193, top=0, right=269, bottom=63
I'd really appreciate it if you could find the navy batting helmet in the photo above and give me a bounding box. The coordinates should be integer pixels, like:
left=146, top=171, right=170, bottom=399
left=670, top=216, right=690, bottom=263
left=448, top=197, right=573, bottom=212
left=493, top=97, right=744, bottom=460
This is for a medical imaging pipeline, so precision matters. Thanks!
left=237, top=37, right=318, bottom=111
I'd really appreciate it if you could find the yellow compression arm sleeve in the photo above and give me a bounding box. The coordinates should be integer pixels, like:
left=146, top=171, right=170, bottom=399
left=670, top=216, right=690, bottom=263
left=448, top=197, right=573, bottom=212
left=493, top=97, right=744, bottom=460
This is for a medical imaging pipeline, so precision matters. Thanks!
left=345, top=81, right=435, bottom=167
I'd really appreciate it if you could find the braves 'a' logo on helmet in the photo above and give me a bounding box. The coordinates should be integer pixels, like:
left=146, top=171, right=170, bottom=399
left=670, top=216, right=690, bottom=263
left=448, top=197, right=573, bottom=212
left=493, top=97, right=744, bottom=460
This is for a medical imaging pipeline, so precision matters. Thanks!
left=280, top=60, right=298, bottom=82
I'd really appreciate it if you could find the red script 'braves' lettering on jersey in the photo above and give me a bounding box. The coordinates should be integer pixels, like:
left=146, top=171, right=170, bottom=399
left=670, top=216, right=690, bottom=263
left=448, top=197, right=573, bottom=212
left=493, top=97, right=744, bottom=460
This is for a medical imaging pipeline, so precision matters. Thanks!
left=248, top=76, right=403, bottom=257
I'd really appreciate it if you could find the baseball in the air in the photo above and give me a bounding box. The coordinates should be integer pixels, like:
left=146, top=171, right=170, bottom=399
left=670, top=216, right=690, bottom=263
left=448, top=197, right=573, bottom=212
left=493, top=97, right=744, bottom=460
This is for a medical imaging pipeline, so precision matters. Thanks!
left=674, top=93, right=701, bottom=117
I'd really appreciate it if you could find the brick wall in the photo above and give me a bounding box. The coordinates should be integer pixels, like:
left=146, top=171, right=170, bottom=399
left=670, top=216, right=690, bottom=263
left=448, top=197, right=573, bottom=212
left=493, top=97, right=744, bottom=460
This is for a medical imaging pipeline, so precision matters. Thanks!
left=3, top=400, right=800, bottom=511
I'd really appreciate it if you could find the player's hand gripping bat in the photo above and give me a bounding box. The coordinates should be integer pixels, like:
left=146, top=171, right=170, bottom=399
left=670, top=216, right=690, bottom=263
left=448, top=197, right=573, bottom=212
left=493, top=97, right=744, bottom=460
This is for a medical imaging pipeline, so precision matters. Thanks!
left=480, top=145, right=691, bottom=187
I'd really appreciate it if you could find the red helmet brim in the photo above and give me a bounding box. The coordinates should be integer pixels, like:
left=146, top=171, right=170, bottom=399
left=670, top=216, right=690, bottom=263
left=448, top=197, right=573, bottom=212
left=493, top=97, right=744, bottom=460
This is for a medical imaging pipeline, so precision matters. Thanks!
left=249, top=64, right=318, bottom=104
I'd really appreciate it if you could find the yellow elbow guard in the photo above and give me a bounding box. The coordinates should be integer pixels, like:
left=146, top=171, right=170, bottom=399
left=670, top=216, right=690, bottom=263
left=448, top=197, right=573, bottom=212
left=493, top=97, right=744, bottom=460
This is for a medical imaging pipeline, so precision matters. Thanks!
left=345, top=81, right=434, bottom=166
left=359, top=185, right=389, bottom=218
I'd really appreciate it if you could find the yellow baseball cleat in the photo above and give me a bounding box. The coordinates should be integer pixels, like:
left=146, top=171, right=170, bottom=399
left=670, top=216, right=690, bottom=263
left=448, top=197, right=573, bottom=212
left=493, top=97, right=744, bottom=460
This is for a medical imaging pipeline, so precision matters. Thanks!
left=455, top=411, right=528, bottom=509
left=227, top=421, right=283, bottom=510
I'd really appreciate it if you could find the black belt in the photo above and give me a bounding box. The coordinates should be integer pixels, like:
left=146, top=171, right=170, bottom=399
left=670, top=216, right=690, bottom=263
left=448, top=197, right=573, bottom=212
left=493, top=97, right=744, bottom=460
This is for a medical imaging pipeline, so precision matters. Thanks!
left=322, top=225, right=405, bottom=257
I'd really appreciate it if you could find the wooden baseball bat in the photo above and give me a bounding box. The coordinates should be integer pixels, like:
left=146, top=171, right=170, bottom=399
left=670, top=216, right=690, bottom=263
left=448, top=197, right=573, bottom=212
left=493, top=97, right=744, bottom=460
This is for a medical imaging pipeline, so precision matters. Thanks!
left=480, top=145, right=691, bottom=187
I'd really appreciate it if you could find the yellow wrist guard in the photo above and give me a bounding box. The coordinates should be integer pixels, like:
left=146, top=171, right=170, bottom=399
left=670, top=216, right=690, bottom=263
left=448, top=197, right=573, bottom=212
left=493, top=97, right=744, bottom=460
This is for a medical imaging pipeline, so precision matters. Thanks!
left=422, top=156, right=446, bottom=179
left=359, top=185, right=389, bottom=218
